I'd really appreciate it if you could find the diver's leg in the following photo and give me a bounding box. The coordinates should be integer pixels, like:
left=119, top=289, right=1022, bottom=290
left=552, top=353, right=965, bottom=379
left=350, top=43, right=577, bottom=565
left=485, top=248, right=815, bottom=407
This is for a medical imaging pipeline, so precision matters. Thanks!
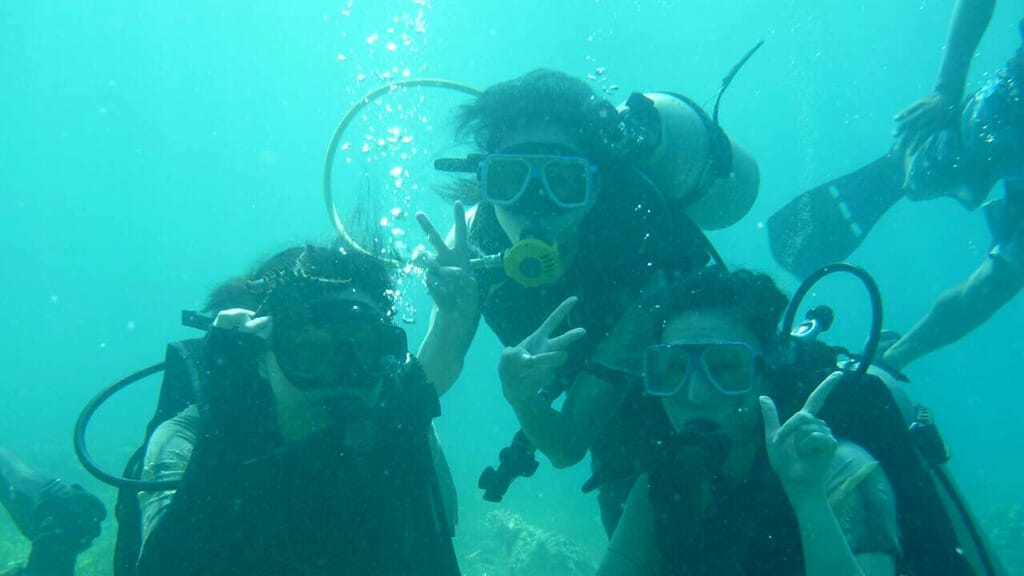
left=0, top=448, right=105, bottom=576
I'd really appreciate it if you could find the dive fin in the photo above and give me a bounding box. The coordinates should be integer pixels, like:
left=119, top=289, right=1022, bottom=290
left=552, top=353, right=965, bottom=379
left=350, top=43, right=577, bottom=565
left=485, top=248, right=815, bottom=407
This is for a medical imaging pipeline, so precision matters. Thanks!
left=768, top=152, right=905, bottom=278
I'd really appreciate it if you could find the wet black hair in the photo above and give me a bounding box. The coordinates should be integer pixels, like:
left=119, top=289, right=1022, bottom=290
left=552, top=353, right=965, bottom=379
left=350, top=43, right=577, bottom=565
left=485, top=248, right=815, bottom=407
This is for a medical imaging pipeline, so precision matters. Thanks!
left=454, top=69, right=615, bottom=158
left=652, top=266, right=788, bottom=352
left=441, top=69, right=622, bottom=204
left=204, top=244, right=395, bottom=322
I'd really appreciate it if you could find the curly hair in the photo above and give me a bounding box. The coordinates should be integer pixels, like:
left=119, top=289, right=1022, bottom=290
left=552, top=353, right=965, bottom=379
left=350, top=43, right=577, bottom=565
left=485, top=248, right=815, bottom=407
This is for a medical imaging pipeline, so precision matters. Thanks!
left=204, top=244, right=396, bottom=321
left=652, top=266, right=788, bottom=351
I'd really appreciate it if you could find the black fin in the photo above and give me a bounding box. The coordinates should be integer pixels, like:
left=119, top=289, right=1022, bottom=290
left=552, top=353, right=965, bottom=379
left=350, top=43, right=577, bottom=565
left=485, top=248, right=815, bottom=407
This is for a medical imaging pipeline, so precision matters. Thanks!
left=767, top=153, right=904, bottom=278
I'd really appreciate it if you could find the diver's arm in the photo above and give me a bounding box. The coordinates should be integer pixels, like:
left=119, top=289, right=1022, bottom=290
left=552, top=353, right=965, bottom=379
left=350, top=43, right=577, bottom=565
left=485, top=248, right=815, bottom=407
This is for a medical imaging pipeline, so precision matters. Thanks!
left=788, top=495, right=894, bottom=576
left=417, top=306, right=481, bottom=395
left=415, top=203, right=481, bottom=396
left=762, top=379, right=898, bottom=576
left=895, top=0, right=996, bottom=150
left=509, top=295, right=644, bottom=466
left=934, top=0, right=996, bottom=103
left=883, top=256, right=1022, bottom=370
left=510, top=370, right=630, bottom=468
left=500, top=297, right=616, bottom=467
left=596, top=477, right=658, bottom=576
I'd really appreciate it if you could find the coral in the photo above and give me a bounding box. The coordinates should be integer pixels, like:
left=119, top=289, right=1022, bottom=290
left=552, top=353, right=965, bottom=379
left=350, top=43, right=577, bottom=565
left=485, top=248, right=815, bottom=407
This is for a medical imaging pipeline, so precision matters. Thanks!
left=0, top=518, right=116, bottom=576
left=460, top=506, right=598, bottom=573
left=0, top=521, right=30, bottom=574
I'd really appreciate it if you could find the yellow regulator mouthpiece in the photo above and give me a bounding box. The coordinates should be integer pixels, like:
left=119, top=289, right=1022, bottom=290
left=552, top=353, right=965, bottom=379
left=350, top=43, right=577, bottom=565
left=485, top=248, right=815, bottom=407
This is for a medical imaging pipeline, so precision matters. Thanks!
left=503, top=238, right=563, bottom=287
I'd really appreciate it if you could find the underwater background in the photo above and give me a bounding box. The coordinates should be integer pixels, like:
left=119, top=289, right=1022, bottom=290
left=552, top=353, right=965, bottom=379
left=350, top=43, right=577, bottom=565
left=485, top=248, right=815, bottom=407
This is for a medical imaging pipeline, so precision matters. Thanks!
left=1, top=1, right=1021, bottom=573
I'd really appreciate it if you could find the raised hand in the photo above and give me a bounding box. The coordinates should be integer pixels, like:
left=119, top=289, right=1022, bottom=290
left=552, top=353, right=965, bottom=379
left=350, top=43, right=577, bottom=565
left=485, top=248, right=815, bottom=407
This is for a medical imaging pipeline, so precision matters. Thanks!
left=759, top=371, right=843, bottom=499
left=212, top=308, right=271, bottom=338
left=500, top=297, right=587, bottom=410
left=894, top=91, right=959, bottom=155
left=416, top=201, right=479, bottom=315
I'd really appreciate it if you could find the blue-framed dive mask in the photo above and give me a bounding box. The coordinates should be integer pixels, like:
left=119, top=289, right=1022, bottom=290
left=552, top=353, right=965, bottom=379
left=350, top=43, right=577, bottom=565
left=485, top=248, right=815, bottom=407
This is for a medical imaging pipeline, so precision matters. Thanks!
left=643, top=340, right=763, bottom=397
left=478, top=153, right=598, bottom=210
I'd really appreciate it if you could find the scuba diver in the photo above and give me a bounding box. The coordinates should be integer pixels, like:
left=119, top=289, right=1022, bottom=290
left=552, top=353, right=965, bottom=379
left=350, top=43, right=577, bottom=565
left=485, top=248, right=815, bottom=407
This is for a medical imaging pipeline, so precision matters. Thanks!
left=883, top=2, right=1024, bottom=370
left=21, top=244, right=460, bottom=576
left=0, top=449, right=106, bottom=576
left=769, top=1, right=1023, bottom=371
left=587, top=266, right=1005, bottom=576
left=414, top=67, right=761, bottom=535
left=121, top=244, right=459, bottom=576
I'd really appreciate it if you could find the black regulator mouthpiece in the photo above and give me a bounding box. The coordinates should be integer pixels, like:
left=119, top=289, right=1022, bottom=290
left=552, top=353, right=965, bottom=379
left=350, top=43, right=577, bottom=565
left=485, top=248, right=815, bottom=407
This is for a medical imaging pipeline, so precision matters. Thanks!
left=666, top=419, right=732, bottom=472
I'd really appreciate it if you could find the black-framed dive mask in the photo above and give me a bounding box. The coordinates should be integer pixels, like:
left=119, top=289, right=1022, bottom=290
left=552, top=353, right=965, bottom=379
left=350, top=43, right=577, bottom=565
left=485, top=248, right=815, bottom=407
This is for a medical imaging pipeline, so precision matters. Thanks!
left=272, top=300, right=408, bottom=391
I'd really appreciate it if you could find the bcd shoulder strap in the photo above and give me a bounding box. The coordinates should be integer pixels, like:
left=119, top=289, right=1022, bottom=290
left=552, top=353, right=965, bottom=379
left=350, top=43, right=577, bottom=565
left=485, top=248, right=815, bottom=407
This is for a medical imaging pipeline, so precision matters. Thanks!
left=820, top=372, right=993, bottom=575
left=113, top=339, right=208, bottom=576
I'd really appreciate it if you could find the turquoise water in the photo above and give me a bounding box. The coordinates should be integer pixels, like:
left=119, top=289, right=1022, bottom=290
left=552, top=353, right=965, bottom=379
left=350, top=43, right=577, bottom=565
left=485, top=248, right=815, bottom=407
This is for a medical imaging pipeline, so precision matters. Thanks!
left=1, top=1, right=1021, bottom=573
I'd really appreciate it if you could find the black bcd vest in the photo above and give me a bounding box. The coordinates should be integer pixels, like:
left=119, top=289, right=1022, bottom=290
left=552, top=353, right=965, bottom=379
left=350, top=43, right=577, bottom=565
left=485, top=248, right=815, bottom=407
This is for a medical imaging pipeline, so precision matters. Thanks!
left=113, top=336, right=460, bottom=576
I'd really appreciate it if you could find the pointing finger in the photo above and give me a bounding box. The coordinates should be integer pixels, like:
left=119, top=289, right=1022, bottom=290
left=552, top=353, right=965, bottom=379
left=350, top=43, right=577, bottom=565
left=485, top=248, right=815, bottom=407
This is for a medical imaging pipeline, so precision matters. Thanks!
left=760, top=395, right=781, bottom=440
left=536, top=297, right=579, bottom=338
left=416, top=211, right=447, bottom=254
left=452, top=202, right=468, bottom=249
left=803, top=371, right=844, bottom=416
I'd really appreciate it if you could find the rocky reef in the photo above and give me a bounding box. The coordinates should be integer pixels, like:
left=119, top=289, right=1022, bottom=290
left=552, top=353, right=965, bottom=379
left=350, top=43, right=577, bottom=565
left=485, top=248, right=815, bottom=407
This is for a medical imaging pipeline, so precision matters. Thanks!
left=459, top=509, right=597, bottom=576
left=981, top=503, right=1024, bottom=574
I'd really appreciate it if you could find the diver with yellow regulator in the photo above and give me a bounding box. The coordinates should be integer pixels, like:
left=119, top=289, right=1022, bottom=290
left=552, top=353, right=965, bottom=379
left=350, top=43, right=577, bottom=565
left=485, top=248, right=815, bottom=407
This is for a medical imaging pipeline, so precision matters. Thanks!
left=351, top=48, right=764, bottom=534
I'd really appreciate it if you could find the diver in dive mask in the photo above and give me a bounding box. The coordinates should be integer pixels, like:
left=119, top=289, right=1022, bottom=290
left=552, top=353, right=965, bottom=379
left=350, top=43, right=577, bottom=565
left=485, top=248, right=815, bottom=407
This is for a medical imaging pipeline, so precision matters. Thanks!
left=883, top=4, right=1024, bottom=372
left=2, top=246, right=461, bottom=576
left=123, top=245, right=459, bottom=576
left=594, top=267, right=907, bottom=576
left=415, top=68, right=760, bottom=535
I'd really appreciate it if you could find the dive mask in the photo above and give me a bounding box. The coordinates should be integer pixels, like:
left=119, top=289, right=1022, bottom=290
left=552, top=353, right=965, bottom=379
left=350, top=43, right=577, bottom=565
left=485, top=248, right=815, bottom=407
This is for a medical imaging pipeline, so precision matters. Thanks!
left=432, top=152, right=598, bottom=211
left=479, top=153, right=598, bottom=210
left=643, top=340, right=763, bottom=397
left=272, top=299, right=408, bottom=391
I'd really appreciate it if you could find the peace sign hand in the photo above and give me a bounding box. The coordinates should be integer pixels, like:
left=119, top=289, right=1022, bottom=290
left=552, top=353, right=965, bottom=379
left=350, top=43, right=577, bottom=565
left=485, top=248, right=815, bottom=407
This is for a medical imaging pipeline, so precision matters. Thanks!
left=416, top=201, right=479, bottom=315
left=500, top=297, right=587, bottom=410
left=759, top=371, right=843, bottom=499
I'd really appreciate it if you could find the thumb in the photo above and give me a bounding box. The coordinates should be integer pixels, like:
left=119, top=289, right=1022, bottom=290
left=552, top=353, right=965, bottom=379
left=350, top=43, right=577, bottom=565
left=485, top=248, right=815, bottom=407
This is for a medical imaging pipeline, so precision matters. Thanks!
left=759, top=396, right=781, bottom=441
